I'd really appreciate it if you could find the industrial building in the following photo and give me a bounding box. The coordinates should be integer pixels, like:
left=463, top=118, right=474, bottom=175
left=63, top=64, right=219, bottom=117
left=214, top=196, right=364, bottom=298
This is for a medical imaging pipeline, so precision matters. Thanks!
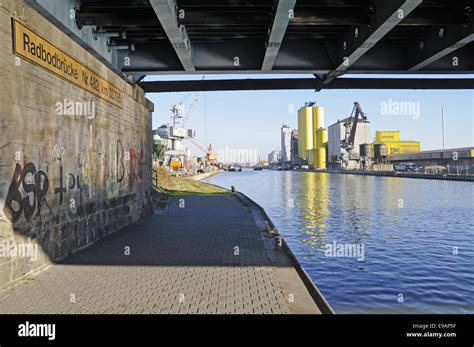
left=268, top=149, right=281, bottom=165
left=294, top=100, right=426, bottom=171
left=297, top=102, right=328, bottom=169
left=327, top=116, right=371, bottom=169
left=152, top=128, right=172, bottom=161
left=290, top=130, right=301, bottom=166
left=373, top=131, right=421, bottom=155
left=281, top=125, right=292, bottom=164
left=388, top=147, right=474, bottom=174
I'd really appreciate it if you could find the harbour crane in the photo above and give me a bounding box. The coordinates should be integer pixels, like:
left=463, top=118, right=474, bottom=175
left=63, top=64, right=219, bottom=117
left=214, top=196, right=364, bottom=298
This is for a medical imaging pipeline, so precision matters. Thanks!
left=164, top=76, right=218, bottom=171
left=177, top=75, right=206, bottom=129
left=189, top=139, right=218, bottom=166
left=182, top=77, right=218, bottom=166
left=164, top=78, right=205, bottom=171
left=341, top=102, right=367, bottom=151
left=339, top=102, right=368, bottom=168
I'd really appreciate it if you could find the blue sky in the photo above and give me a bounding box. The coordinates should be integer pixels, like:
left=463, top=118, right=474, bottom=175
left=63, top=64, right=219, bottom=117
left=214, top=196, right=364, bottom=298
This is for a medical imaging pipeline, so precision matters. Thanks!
left=144, top=74, right=473, bottom=159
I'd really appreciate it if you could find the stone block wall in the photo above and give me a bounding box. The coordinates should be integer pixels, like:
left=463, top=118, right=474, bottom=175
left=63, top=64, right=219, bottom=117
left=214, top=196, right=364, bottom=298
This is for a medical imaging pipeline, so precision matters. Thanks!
left=0, top=0, right=153, bottom=288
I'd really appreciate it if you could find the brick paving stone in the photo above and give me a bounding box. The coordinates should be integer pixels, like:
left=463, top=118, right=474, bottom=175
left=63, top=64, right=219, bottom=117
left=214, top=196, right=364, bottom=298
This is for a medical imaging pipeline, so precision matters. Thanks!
left=0, top=194, right=290, bottom=314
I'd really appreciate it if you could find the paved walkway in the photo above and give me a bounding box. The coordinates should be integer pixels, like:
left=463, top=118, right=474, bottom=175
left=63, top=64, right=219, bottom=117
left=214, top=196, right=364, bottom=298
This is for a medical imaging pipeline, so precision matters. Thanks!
left=0, top=194, right=317, bottom=314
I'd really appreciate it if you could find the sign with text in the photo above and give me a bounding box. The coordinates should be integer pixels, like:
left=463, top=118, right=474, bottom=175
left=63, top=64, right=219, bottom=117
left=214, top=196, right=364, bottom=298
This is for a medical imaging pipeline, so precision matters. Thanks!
left=12, top=19, right=124, bottom=108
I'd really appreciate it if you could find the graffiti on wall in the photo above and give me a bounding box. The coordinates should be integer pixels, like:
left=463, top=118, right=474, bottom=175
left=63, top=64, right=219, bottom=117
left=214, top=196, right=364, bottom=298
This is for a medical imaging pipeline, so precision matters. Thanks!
left=2, top=140, right=146, bottom=225
left=3, top=162, right=49, bottom=223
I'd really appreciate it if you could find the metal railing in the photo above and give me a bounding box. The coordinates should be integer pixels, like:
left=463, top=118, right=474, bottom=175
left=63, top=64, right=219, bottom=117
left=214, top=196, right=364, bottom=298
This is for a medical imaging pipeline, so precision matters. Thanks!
left=152, top=168, right=158, bottom=188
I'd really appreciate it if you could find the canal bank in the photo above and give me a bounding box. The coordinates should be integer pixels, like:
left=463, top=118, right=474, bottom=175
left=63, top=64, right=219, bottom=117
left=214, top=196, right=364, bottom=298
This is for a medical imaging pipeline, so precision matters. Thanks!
left=234, top=191, right=334, bottom=314
left=203, top=169, right=474, bottom=314
left=274, top=168, right=474, bottom=182
left=187, top=170, right=224, bottom=181
left=0, top=177, right=332, bottom=314
left=327, top=169, right=474, bottom=182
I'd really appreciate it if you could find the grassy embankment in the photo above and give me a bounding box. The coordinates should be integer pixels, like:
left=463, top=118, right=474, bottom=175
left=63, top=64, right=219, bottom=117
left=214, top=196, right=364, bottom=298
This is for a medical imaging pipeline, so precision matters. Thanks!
left=152, top=166, right=230, bottom=208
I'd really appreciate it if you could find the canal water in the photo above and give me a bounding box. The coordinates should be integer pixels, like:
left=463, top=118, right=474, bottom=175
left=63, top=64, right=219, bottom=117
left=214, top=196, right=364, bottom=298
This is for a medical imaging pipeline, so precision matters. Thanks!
left=203, top=170, right=474, bottom=313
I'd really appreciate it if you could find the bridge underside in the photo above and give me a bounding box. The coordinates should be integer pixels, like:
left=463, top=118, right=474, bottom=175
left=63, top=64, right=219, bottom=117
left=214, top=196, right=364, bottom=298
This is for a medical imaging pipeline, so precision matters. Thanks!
left=28, top=0, right=473, bottom=90
left=139, top=77, right=474, bottom=92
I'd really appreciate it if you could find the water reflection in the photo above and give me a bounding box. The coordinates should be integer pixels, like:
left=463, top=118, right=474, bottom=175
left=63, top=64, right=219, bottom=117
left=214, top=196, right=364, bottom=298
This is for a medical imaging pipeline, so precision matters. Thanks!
left=298, top=172, right=329, bottom=251
left=203, top=170, right=474, bottom=313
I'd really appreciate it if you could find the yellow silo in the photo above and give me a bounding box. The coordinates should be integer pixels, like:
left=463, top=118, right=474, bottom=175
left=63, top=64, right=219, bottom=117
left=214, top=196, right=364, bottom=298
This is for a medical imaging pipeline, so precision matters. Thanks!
left=311, top=148, right=321, bottom=167
left=297, top=108, right=303, bottom=158
left=316, top=127, right=328, bottom=149
left=307, top=149, right=314, bottom=166
left=298, top=106, right=313, bottom=160
left=312, top=106, right=324, bottom=141
left=315, top=127, right=328, bottom=169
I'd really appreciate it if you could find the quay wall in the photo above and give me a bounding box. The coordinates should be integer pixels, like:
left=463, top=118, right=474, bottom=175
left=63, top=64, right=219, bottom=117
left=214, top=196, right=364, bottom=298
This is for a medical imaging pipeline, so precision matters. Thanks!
left=0, top=0, right=153, bottom=288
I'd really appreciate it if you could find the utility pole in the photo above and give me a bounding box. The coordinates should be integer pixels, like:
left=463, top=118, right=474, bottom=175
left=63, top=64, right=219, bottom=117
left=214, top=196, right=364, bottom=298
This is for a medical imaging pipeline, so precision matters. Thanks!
left=204, top=92, right=208, bottom=149
left=441, top=106, right=445, bottom=149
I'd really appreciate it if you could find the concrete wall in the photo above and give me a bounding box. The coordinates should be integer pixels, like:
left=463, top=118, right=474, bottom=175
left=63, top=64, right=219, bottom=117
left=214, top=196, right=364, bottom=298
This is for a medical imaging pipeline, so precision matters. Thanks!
left=0, top=0, right=153, bottom=288
left=328, top=122, right=344, bottom=160
left=353, top=122, right=371, bottom=154
left=328, top=121, right=371, bottom=159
